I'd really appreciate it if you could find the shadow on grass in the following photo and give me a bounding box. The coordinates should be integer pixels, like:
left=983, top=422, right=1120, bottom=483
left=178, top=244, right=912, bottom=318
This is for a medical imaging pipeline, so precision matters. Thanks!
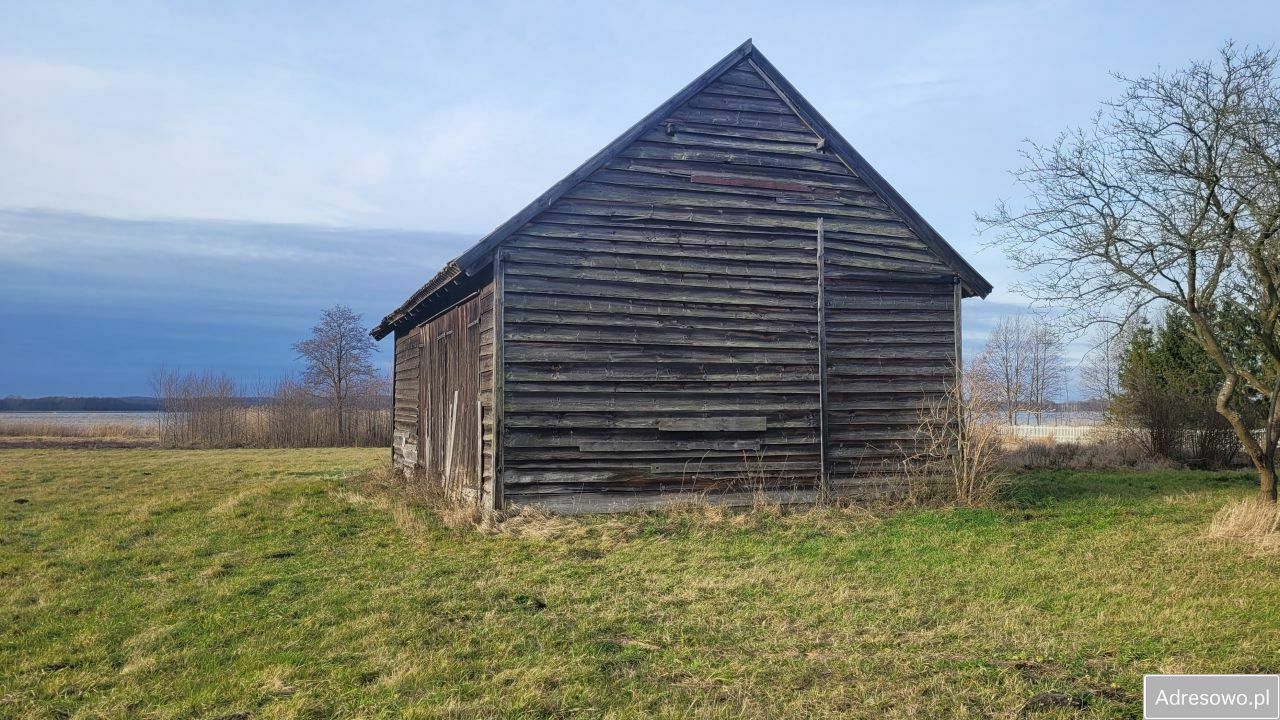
left=1003, top=468, right=1257, bottom=508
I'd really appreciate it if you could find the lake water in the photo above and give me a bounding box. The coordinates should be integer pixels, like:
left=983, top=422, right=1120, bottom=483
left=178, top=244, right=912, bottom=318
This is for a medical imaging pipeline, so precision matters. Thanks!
left=0, top=411, right=161, bottom=428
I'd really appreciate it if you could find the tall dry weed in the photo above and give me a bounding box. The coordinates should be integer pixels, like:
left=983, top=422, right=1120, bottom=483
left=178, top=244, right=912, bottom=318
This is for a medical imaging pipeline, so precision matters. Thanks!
left=1207, top=499, right=1280, bottom=553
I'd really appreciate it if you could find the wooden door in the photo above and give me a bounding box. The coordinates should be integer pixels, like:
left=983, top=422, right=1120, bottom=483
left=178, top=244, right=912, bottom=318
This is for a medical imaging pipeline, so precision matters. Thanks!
left=419, top=294, right=483, bottom=502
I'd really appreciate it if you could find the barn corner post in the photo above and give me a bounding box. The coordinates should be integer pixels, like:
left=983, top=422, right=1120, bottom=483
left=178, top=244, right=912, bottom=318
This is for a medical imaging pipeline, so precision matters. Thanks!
left=491, top=249, right=506, bottom=515
left=953, top=275, right=964, bottom=460
left=389, top=328, right=397, bottom=466
left=816, top=216, right=831, bottom=501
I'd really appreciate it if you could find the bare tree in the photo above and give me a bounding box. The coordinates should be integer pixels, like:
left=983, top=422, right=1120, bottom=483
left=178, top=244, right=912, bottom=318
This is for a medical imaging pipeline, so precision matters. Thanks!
left=1079, top=321, right=1134, bottom=403
left=975, top=315, right=1065, bottom=425
left=979, top=43, right=1280, bottom=502
left=976, top=315, right=1031, bottom=424
left=294, top=305, right=379, bottom=440
left=1026, top=322, right=1067, bottom=424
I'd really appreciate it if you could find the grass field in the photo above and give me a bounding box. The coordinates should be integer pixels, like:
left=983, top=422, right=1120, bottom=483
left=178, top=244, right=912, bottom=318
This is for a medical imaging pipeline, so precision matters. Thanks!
left=2, top=449, right=1277, bottom=719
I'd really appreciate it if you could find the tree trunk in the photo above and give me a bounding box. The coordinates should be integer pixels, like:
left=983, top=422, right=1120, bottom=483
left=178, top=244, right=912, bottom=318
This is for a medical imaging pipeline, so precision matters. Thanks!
left=1217, top=408, right=1277, bottom=504
left=1189, top=315, right=1278, bottom=504
left=1260, top=462, right=1278, bottom=504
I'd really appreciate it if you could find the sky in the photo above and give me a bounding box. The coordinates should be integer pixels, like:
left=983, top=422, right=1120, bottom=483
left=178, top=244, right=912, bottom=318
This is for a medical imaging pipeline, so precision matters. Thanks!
left=3, top=0, right=1279, bottom=396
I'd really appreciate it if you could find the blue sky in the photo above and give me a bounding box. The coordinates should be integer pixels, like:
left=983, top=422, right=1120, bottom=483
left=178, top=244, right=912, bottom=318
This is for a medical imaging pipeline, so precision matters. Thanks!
left=3, top=1, right=1278, bottom=396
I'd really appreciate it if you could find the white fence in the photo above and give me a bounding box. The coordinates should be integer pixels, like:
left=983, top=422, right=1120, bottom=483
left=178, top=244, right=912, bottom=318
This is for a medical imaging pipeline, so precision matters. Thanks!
left=1000, top=424, right=1262, bottom=448
left=1000, top=425, right=1113, bottom=443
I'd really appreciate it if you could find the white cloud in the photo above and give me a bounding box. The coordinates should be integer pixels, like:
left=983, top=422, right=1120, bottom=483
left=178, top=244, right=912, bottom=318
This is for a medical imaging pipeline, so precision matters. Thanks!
left=0, top=55, right=599, bottom=232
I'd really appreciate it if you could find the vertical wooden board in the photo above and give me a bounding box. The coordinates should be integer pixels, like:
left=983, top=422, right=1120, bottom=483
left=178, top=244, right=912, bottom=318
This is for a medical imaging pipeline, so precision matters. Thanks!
left=393, top=327, right=423, bottom=471
left=416, top=292, right=486, bottom=502
left=478, top=281, right=497, bottom=510
left=816, top=217, right=830, bottom=494
left=493, top=253, right=506, bottom=511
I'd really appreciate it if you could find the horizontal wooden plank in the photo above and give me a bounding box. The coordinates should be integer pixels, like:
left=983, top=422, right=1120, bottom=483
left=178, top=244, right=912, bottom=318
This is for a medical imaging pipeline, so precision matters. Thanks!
left=609, top=158, right=873, bottom=195
left=505, top=244, right=818, bottom=279
left=505, top=412, right=817, bottom=430
left=686, top=92, right=794, bottom=115
left=666, top=106, right=811, bottom=133
left=564, top=180, right=899, bottom=222
left=506, top=380, right=817, bottom=394
left=504, top=307, right=810, bottom=334
left=505, top=362, right=818, bottom=383
left=583, top=167, right=885, bottom=208
left=507, top=234, right=818, bottom=267
left=505, top=276, right=817, bottom=309
left=658, top=121, right=822, bottom=147
left=507, top=393, right=817, bottom=413
left=505, top=342, right=817, bottom=364
left=503, top=259, right=816, bottom=295
left=505, top=292, right=816, bottom=323
left=504, top=428, right=816, bottom=447
left=620, top=139, right=847, bottom=173
left=637, top=128, right=830, bottom=158
left=542, top=199, right=916, bottom=238
left=577, top=439, right=763, bottom=452
left=504, top=323, right=816, bottom=349
left=702, top=77, right=783, bottom=100
left=719, top=65, right=772, bottom=89
left=659, top=416, right=767, bottom=432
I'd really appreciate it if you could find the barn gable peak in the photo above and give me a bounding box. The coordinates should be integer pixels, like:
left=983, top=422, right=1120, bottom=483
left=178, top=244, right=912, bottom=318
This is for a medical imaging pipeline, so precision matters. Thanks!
left=372, top=40, right=991, bottom=339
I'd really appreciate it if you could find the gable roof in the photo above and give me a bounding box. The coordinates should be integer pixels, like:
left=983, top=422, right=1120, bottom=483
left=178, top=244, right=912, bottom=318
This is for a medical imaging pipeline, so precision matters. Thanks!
left=371, top=39, right=992, bottom=339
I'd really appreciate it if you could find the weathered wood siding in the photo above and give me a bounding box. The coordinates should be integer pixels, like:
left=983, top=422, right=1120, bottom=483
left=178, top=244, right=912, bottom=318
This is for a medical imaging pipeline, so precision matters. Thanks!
left=823, top=273, right=955, bottom=488
left=477, top=281, right=497, bottom=509
left=496, top=59, right=957, bottom=511
left=392, top=327, right=423, bottom=470
left=393, top=282, right=496, bottom=511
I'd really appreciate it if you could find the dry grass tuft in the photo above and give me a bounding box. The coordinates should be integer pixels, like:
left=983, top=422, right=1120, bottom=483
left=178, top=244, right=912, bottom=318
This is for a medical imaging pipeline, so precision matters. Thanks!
left=0, top=419, right=157, bottom=439
left=0, top=420, right=158, bottom=443
left=344, top=465, right=483, bottom=531
left=1207, top=498, right=1280, bottom=553
left=487, top=506, right=607, bottom=539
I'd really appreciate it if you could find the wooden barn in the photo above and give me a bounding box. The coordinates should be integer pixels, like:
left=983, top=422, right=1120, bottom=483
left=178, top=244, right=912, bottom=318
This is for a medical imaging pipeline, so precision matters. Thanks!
left=371, top=40, right=992, bottom=513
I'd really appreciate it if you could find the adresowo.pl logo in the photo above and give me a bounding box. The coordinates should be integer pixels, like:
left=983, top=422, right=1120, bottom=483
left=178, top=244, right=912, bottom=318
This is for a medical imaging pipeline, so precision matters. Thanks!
left=1144, top=675, right=1280, bottom=720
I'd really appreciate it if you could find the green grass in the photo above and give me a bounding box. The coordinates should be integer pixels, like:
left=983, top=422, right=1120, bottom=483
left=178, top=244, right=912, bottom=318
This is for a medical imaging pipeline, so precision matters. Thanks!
left=1, top=449, right=1277, bottom=719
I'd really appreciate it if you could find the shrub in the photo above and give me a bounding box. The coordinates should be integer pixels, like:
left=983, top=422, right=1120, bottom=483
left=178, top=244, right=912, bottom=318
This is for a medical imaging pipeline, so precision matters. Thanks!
left=999, top=437, right=1174, bottom=472
left=902, top=365, right=1008, bottom=506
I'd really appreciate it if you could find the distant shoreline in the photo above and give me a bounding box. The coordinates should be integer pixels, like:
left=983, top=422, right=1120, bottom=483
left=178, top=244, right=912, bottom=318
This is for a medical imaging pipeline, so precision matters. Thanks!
left=0, top=397, right=160, bottom=412
left=0, top=409, right=158, bottom=413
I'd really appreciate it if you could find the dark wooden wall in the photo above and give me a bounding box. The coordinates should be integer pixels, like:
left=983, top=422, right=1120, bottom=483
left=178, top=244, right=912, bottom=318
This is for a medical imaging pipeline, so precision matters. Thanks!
left=823, top=273, right=954, bottom=488
left=392, top=328, right=422, bottom=469
left=478, top=282, right=497, bottom=508
left=392, top=281, right=497, bottom=510
left=418, top=294, right=483, bottom=501
left=494, top=59, right=958, bottom=512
